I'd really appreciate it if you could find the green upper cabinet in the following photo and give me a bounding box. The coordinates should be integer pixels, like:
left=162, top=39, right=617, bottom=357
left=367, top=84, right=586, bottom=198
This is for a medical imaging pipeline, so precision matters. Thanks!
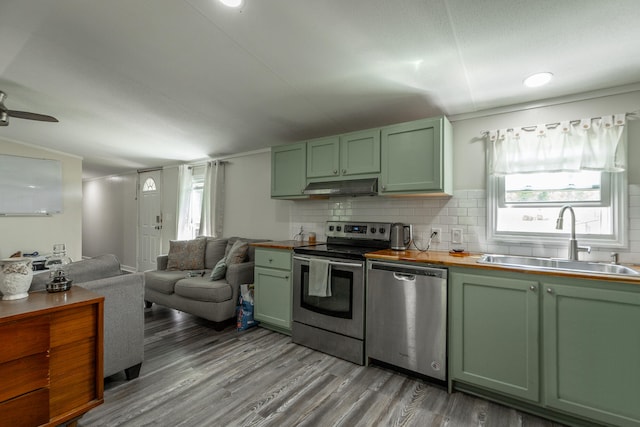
left=339, top=129, right=380, bottom=177
left=543, top=282, right=640, bottom=427
left=306, top=136, right=340, bottom=178
left=271, top=142, right=306, bottom=198
left=380, top=116, right=452, bottom=195
left=306, top=129, right=380, bottom=180
left=271, top=115, right=451, bottom=198
left=450, top=269, right=540, bottom=403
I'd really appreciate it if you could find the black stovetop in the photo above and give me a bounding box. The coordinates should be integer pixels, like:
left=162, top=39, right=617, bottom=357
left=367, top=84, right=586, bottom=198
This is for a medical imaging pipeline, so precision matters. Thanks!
left=294, top=240, right=389, bottom=261
left=293, top=221, right=392, bottom=260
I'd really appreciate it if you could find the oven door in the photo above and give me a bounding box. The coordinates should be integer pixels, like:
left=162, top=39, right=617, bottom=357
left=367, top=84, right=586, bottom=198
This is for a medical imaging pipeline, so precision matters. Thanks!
left=292, top=254, right=364, bottom=339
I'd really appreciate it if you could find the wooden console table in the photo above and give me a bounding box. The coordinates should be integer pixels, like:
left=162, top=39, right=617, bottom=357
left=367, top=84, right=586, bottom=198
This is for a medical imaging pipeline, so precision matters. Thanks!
left=0, top=287, right=104, bottom=427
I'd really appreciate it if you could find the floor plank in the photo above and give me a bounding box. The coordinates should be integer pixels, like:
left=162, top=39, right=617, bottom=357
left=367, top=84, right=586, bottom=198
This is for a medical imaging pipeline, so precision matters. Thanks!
left=79, top=306, right=567, bottom=427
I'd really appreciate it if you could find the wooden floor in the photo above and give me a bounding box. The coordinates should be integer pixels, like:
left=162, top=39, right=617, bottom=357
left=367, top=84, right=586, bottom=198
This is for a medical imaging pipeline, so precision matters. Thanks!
left=80, top=306, right=566, bottom=427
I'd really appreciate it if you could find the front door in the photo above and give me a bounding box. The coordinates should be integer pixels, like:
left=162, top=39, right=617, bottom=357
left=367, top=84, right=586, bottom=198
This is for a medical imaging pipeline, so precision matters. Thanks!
left=138, top=170, right=163, bottom=272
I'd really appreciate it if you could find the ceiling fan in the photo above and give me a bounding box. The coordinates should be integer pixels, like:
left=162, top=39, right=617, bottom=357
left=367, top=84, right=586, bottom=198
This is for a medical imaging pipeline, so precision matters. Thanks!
left=0, top=90, right=59, bottom=126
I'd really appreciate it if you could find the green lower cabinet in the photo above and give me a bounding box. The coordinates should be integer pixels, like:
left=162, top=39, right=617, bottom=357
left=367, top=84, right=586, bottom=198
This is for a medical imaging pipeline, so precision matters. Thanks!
left=451, top=267, right=640, bottom=426
left=543, top=283, right=640, bottom=427
left=450, top=270, right=540, bottom=402
left=253, top=248, right=292, bottom=334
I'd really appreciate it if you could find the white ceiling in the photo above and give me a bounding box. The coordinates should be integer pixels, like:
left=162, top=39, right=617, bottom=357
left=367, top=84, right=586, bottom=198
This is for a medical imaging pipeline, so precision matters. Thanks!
left=1, top=0, right=640, bottom=178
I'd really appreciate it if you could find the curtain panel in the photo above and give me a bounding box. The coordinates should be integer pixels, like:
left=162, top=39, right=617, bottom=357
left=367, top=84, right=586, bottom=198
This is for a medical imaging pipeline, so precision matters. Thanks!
left=488, top=114, right=627, bottom=175
left=176, top=165, right=194, bottom=240
left=199, top=160, right=225, bottom=238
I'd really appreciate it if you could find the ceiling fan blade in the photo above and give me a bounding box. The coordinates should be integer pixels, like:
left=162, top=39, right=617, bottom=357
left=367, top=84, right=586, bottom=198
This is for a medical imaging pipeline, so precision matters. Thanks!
left=8, top=110, right=59, bottom=122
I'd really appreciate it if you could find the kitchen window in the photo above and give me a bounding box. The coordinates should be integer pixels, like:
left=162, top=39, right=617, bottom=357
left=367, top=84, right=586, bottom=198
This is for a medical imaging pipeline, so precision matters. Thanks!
left=486, top=114, right=628, bottom=247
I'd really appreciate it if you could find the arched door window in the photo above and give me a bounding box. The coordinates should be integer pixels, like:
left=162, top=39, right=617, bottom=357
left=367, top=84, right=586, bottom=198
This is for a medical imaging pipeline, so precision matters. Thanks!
left=142, top=177, right=157, bottom=192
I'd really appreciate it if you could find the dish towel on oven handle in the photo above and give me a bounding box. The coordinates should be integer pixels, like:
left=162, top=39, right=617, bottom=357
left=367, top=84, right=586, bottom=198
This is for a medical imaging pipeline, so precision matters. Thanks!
left=309, top=258, right=332, bottom=297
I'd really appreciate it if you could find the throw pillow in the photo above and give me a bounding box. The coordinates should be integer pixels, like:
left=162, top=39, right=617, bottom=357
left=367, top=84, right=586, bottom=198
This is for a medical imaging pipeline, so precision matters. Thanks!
left=225, top=240, right=249, bottom=266
left=166, top=238, right=206, bottom=270
left=210, top=258, right=227, bottom=281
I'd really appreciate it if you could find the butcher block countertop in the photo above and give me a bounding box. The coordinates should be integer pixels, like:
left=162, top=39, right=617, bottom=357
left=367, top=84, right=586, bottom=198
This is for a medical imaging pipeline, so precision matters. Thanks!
left=366, top=249, right=640, bottom=285
left=251, top=240, right=321, bottom=250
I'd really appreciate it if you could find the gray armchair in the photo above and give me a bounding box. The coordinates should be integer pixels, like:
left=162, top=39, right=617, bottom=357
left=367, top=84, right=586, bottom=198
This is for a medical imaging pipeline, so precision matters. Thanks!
left=31, top=254, right=144, bottom=379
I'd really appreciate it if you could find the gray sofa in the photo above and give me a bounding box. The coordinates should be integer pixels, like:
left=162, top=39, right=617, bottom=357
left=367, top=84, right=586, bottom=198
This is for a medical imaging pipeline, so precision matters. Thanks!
left=144, top=236, right=266, bottom=330
left=31, top=254, right=145, bottom=380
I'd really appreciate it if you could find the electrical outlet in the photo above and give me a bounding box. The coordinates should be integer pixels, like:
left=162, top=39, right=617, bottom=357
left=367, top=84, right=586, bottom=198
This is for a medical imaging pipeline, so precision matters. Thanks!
left=431, top=228, right=441, bottom=243
left=452, top=228, right=463, bottom=245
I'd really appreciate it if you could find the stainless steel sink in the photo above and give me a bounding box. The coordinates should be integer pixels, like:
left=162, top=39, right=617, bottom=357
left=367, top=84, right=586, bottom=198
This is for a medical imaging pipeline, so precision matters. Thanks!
left=477, top=254, right=640, bottom=276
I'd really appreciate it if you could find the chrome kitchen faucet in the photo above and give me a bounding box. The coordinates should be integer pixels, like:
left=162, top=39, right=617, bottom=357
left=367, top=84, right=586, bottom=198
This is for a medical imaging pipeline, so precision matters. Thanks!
left=556, top=205, right=591, bottom=261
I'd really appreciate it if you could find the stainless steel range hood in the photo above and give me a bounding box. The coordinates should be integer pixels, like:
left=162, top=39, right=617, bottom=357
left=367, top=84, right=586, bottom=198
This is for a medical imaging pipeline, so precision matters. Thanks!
left=303, top=178, right=378, bottom=197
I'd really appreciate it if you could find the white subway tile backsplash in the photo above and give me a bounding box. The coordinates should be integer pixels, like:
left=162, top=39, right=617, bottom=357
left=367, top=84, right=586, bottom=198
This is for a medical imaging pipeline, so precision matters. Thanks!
left=442, top=198, right=458, bottom=208
left=458, top=216, right=478, bottom=225
left=467, top=190, right=486, bottom=199
left=458, top=199, right=478, bottom=208
left=467, top=208, right=485, bottom=217
left=290, top=185, right=640, bottom=261
left=509, top=246, right=533, bottom=256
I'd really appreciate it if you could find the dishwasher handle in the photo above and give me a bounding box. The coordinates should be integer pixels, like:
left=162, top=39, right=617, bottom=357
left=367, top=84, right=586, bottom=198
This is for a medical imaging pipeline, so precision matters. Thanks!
left=369, top=261, right=447, bottom=280
left=393, top=272, right=416, bottom=282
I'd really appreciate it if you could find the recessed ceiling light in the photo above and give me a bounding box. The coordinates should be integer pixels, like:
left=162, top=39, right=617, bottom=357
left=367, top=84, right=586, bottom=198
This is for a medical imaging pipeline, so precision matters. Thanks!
left=523, top=72, right=553, bottom=88
left=219, top=0, right=242, bottom=7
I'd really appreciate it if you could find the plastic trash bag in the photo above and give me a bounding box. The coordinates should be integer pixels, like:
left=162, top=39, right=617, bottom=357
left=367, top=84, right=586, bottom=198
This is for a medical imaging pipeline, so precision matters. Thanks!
left=236, top=283, right=258, bottom=331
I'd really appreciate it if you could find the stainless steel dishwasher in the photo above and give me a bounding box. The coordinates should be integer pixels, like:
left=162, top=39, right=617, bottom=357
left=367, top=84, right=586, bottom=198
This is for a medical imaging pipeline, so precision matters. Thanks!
left=366, top=260, right=447, bottom=380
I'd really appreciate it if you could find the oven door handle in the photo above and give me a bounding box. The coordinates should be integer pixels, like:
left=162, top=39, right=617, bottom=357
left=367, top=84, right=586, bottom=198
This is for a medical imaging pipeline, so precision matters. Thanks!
left=293, top=255, right=363, bottom=268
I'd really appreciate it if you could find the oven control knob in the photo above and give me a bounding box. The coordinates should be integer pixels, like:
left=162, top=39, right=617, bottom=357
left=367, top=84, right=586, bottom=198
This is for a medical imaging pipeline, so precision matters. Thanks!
left=329, top=226, right=334, bottom=231
left=371, top=227, right=376, bottom=234
left=379, top=227, right=385, bottom=234
left=336, top=226, right=342, bottom=231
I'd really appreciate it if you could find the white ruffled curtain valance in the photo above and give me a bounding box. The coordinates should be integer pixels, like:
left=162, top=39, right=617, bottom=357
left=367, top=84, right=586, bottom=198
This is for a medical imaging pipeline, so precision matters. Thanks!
left=488, top=113, right=627, bottom=175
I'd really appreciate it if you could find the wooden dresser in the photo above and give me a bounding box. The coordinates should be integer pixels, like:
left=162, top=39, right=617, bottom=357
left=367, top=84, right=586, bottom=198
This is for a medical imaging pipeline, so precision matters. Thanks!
left=0, top=287, right=104, bottom=427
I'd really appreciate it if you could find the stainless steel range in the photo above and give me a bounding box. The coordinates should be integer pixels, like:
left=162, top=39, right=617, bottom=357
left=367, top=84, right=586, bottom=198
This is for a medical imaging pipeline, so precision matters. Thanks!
left=292, top=220, right=391, bottom=365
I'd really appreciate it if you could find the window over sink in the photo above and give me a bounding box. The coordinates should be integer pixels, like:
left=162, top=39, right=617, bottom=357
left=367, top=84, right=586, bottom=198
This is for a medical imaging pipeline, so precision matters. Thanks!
left=486, top=114, right=628, bottom=248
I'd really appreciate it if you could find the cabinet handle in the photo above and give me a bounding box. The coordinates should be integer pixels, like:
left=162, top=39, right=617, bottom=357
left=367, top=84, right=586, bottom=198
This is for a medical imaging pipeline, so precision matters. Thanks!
left=342, top=169, right=347, bottom=174
left=547, top=288, right=553, bottom=294
left=529, top=285, right=536, bottom=291
left=381, top=185, right=386, bottom=191
left=268, top=258, right=273, bottom=263
left=333, top=169, right=338, bottom=175
left=285, top=275, right=289, bottom=279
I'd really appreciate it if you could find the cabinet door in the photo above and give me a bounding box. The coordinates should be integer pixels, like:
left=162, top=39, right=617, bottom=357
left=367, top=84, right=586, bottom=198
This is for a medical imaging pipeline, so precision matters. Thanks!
left=271, top=143, right=306, bottom=197
left=543, top=283, right=640, bottom=426
left=381, top=118, right=444, bottom=193
left=450, top=271, right=540, bottom=402
left=340, top=129, right=380, bottom=176
left=306, top=136, right=340, bottom=179
left=254, top=266, right=292, bottom=332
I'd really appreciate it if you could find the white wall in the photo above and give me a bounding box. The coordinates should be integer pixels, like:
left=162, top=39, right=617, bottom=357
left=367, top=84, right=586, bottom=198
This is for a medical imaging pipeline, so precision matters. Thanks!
left=222, top=150, right=291, bottom=241
left=83, top=166, right=179, bottom=270
left=160, top=166, right=179, bottom=254
left=83, top=173, right=137, bottom=270
left=452, top=90, right=640, bottom=190
left=0, top=138, right=82, bottom=260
